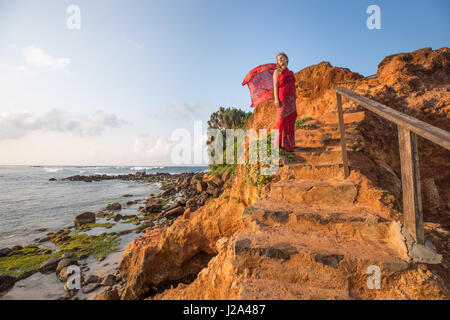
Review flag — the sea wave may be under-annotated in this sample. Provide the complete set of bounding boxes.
[131,166,162,171]
[92,172,118,176]
[43,168,63,173]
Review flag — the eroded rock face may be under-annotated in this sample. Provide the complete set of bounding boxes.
[152,233,448,300]
[118,194,248,299]
[349,47,450,215]
[95,287,120,300]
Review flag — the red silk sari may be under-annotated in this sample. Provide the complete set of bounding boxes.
[276,67,297,152]
[242,63,277,108]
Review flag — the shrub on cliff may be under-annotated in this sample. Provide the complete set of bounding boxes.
[207,106,252,131]
[207,106,252,174]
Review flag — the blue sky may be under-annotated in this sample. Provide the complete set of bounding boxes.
[0,0,448,165]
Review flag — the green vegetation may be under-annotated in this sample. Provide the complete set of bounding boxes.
[242,133,279,194]
[160,180,176,190]
[207,106,252,174]
[207,106,252,131]
[295,117,316,130]
[57,233,121,260]
[209,164,236,177]
[78,222,115,231]
[0,251,61,278]
[121,215,142,225]
[97,211,116,219]
[0,195,151,282]
[280,148,295,162]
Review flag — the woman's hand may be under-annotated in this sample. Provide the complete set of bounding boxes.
[274,99,280,108]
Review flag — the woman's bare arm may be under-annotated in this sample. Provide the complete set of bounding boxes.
[273,69,280,107]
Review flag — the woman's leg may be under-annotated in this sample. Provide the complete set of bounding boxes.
[277,114,295,152]
[276,116,285,150]
[285,111,297,152]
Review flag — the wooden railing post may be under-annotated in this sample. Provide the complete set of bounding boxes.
[334,87,450,246]
[336,92,350,178]
[398,126,424,244]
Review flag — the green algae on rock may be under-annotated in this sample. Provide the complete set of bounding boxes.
[57,233,121,260]
[0,251,62,278]
[77,222,116,232]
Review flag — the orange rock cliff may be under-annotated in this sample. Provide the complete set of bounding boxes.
[118,47,450,300]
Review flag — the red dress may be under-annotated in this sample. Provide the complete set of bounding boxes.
[276,67,297,152]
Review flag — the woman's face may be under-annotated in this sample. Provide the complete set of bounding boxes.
[277,55,288,67]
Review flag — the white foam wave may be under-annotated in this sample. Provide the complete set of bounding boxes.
[43,168,63,173]
[131,166,158,171]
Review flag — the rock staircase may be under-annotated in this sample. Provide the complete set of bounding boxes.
[235,111,411,299]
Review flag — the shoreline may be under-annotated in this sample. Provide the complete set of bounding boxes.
[0,169,227,300]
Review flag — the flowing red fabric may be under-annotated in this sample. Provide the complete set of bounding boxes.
[276,67,297,152]
[277,111,297,152]
[242,63,277,108]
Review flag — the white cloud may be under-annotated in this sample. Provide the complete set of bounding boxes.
[0,62,35,76]
[166,101,215,122]
[133,126,209,165]
[133,136,145,153]
[0,109,130,140]
[168,102,194,120]
[21,46,71,69]
[145,137,172,158]
[133,135,174,160]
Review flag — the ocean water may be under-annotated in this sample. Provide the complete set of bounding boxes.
[0,165,207,249]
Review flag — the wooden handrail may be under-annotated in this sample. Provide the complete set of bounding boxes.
[335,87,450,245]
[335,74,377,85]
[335,87,450,149]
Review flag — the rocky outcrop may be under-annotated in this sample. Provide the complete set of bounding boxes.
[106,203,122,211]
[347,47,450,216]
[118,47,450,300]
[95,287,120,300]
[118,165,259,299]
[0,274,16,292]
[74,212,96,228]
[118,193,248,299]
[39,257,62,273]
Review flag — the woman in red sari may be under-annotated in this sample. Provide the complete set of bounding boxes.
[273,52,297,152]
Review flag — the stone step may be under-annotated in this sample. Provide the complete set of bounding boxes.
[237,279,351,300]
[321,123,361,130]
[293,146,343,164]
[318,111,366,124]
[295,136,359,150]
[279,162,344,179]
[243,200,390,240]
[295,129,359,141]
[319,123,359,131]
[294,138,325,148]
[270,179,358,206]
[232,227,409,295]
